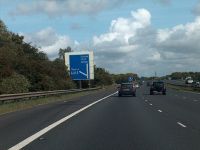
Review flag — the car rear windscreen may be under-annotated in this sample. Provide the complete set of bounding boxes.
[121,84,133,89]
[153,82,164,87]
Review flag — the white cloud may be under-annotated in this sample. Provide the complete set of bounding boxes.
[157,17,200,54]
[93,9,151,46]
[21,8,200,76]
[21,27,77,59]
[91,8,200,76]
[10,0,171,17]
[92,9,156,74]
[23,27,58,47]
[10,0,132,17]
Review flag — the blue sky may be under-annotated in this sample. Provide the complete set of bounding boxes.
[0,0,198,41]
[1,0,200,76]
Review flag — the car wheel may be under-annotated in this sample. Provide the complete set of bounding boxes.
[162,92,166,95]
[133,93,136,97]
[118,94,121,97]
[150,91,153,95]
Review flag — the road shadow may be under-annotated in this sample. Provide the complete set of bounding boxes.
[111,95,136,98]
[142,91,167,96]
[143,93,150,96]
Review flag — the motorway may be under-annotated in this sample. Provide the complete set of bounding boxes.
[1,85,200,150]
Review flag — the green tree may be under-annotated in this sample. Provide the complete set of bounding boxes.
[94,66,113,86]
[0,73,30,94]
[113,73,139,84]
[0,20,78,93]
[58,46,72,60]
[0,19,11,43]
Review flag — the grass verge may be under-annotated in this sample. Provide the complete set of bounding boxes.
[0,88,105,116]
[166,83,200,93]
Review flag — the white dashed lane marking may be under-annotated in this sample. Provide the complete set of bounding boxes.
[143,97,189,129]
[177,122,187,128]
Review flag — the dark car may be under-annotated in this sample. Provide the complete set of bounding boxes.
[118,83,136,97]
[192,81,200,88]
[150,81,166,95]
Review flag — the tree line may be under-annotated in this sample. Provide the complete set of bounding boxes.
[0,19,139,94]
[166,72,200,81]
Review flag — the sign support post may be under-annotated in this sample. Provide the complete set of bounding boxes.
[79,80,82,89]
[88,80,91,88]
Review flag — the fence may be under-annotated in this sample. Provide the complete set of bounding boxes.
[0,87,101,104]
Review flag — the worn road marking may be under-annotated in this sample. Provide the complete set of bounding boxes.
[8,92,117,150]
[177,122,187,128]
[158,110,162,113]
[149,103,153,106]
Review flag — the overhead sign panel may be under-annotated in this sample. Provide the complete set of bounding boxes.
[65,51,94,80]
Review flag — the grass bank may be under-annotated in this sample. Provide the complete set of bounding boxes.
[0,87,111,116]
[166,83,200,93]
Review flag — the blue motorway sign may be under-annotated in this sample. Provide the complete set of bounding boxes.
[69,54,90,80]
[128,77,133,82]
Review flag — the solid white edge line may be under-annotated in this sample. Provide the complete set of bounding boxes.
[177,122,187,128]
[8,91,117,150]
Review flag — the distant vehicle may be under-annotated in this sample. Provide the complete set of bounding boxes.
[192,81,200,88]
[150,81,166,95]
[118,83,136,97]
[135,84,139,88]
[186,79,193,84]
[185,77,193,84]
[134,83,140,88]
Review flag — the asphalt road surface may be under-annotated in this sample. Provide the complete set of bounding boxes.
[1,85,200,150]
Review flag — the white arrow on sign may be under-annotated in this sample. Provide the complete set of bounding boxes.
[79,63,89,79]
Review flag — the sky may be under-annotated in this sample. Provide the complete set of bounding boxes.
[1,0,200,77]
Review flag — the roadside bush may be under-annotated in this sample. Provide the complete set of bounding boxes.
[0,73,30,94]
[56,79,76,90]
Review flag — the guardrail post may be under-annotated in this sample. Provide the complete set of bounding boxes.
[0,87,101,104]
[0,100,4,105]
